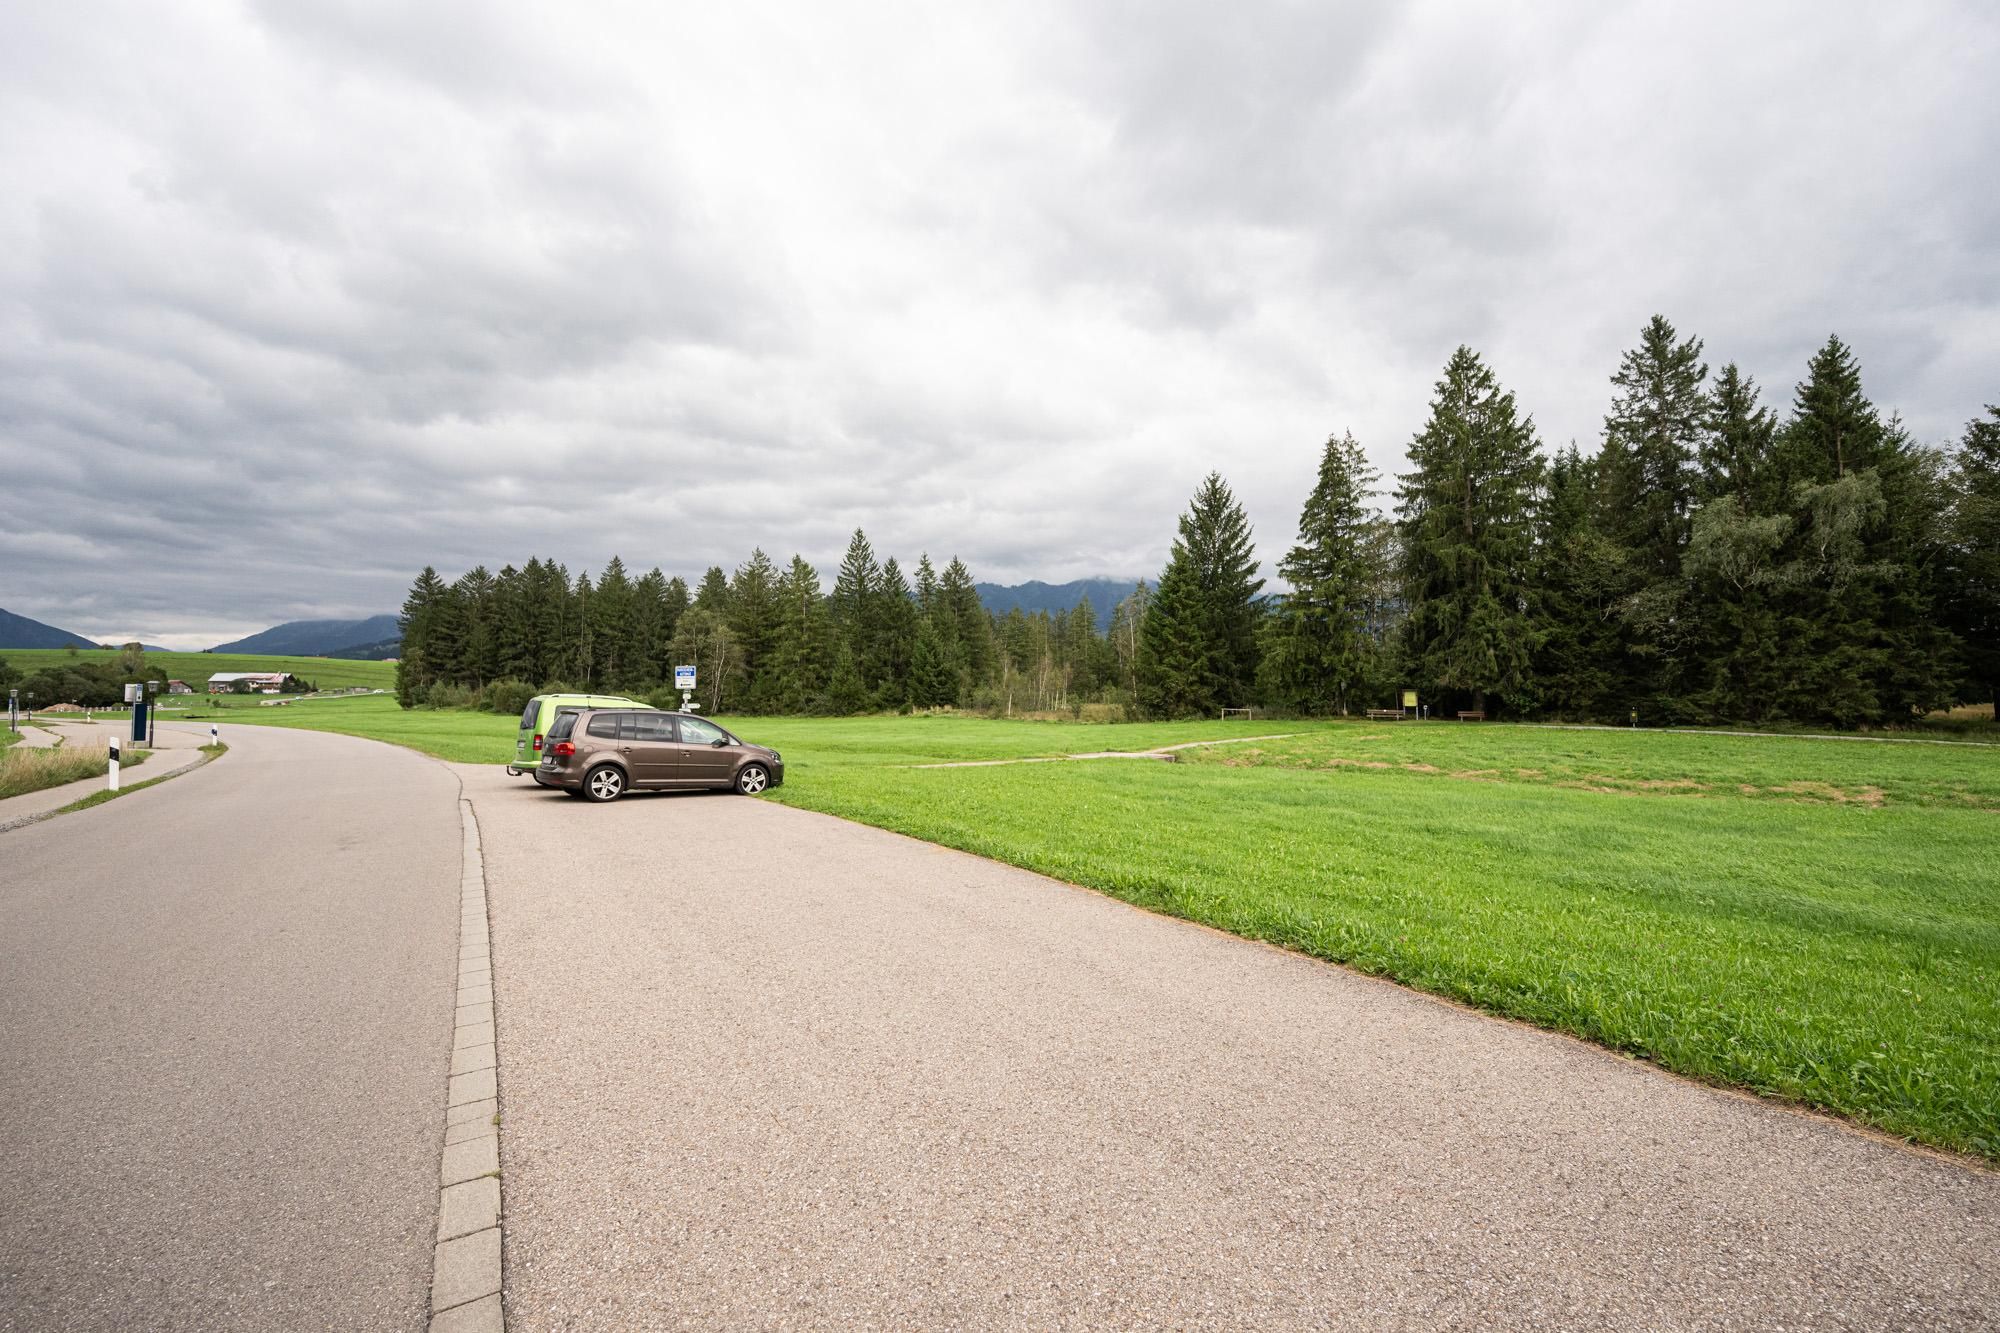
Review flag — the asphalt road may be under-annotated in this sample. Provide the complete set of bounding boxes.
[462,765,2000,1332]
[0,724,462,1331]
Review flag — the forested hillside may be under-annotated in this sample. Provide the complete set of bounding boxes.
[395,321,1996,725]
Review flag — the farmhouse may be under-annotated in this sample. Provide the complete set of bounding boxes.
[165,679,194,694]
[207,672,289,694]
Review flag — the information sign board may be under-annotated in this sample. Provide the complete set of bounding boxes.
[674,665,697,691]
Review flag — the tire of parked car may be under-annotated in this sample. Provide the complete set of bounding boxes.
[735,763,770,795]
[583,764,626,803]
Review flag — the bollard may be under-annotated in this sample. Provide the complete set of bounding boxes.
[210,724,219,746]
[108,735,121,792]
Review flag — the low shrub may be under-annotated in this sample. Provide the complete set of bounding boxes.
[479,678,536,717]
[424,682,477,710]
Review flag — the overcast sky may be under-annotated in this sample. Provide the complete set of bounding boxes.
[2,1,1995,649]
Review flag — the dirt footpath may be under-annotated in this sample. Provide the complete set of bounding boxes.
[461,765,1999,1332]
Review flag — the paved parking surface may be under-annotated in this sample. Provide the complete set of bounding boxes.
[460,765,2000,1332]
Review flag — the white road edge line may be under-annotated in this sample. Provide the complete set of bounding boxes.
[430,797,506,1333]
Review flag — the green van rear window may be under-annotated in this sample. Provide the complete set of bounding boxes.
[520,698,541,729]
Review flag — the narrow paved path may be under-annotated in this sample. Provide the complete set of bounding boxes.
[460,765,1999,1332]
[0,725,463,1331]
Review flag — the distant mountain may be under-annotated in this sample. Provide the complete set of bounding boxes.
[211,614,401,657]
[324,636,402,661]
[975,579,1140,632]
[0,607,100,649]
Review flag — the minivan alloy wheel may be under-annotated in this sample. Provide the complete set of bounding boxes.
[736,764,769,795]
[584,765,625,802]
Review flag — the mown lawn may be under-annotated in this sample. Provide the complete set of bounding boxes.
[189,700,1999,1157]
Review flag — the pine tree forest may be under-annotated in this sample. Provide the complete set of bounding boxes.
[398,322,1998,727]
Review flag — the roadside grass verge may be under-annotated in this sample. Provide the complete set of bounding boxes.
[55,744,227,814]
[0,744,148,799]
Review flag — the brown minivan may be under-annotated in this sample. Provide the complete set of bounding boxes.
[532,709,784,802]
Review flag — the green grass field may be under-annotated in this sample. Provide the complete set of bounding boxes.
[160,698,2000,1158]
[2,648,396,693]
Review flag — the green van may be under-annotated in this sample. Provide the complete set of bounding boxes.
[509,693,656,775]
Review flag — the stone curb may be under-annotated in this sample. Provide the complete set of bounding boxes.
[431,798,505,1332]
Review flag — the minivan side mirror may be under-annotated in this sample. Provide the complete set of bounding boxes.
[711,738,727,747]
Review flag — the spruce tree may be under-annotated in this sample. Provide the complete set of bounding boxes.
[1700,364,1779,508]
[830,529,882,689]
[1395,346,1544,715]
[395,566,450,707]
[693,566,731,613]
[453,566,496,688]
[1529,445,1624,718]
[1946,407,2000,717]
[727,550,780,707]
[1261,433,1381,714]
[590,556,636,688]
[1137,473,1264,717]
[938,557,989,696]
[1598,316,1706,578]
[907,618,956,708]
[630,568,670,688]
[770,555,830,713]
[877,557,918,706]
[1763,336,1958,724]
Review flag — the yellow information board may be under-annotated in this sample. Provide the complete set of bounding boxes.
[1401,690,1418,709]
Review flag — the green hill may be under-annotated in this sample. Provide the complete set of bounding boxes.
[2,648,396,694]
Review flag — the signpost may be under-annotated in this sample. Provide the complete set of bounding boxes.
[1401,689,1418,719]
[125,682,146,746]
[7,688,16,733]
[674,665,698,713]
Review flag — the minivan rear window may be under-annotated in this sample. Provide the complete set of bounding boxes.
[520,698,541,729]
[548,713,578,741]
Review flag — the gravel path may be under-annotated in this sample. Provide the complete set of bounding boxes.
[460,765,1999,1331]
[0,724,463,1331]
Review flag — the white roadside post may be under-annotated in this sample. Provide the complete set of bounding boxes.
[674,664,698,713]
[210,724,219,747]
[108,734,121,792]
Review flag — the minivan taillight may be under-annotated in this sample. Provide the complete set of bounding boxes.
[533,733,544,752]
[552,741,575,757]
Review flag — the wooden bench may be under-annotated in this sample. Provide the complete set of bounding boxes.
[1457,710,1486,721]
[1364,709,1406,721]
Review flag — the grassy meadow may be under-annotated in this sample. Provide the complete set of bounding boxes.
[162,697,1999,1158]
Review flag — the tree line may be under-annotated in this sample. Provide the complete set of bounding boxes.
[394,544,1135,717]
[397,319,1997,726]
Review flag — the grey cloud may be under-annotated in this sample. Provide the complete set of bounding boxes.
[0,1,1994,646]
